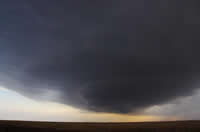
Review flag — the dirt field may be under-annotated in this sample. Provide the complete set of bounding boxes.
[0,120,200,132]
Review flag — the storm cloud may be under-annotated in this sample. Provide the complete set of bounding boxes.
[0,0,200,113]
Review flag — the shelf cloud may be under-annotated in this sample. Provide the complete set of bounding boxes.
[0,0,200,113]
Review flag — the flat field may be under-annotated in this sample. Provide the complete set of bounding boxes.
[0,120,200,132]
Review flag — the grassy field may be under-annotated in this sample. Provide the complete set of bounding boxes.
[0,120,200,132]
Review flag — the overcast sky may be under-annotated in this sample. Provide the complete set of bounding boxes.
[1,0,200,122]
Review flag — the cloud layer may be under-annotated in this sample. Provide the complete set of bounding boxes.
[1,0,200,113]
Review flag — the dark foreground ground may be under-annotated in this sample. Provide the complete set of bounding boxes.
[0,120,200,132]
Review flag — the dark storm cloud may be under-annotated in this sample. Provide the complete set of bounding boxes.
[0,0,200,113]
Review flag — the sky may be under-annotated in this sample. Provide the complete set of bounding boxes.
[0,0,200,122]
